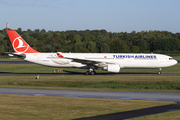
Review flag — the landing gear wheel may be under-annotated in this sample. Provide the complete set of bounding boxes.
[85,71,90,75]
[158,68,162,75]
[90,71,96,75]
[85,71,96,75]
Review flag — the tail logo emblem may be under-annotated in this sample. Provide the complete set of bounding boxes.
[13,37,29,53]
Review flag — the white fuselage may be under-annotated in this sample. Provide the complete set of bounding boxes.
[23,53,177,70]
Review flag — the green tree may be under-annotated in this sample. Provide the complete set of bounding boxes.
[100,43,110,53]
[74,34,82,42]
[110,40,123,53]
[131,45,139,53]
[0,44,4,53]
[40,29,46,34]
[16,28,22,35]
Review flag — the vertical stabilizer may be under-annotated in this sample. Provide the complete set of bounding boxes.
[7,30,40,53]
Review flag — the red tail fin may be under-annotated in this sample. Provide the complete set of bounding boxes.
[7,30,40,53]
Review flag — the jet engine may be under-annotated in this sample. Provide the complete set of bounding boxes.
[103,64,120,73]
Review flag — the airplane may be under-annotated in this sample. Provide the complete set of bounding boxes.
[6,30,177,75]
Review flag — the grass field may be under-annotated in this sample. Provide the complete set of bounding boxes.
[0,94,176,120]
[0,59,179,119]
[0,58,23,61]
[0,76,180,93]
[172,56,180,61]
[0,62,180,92]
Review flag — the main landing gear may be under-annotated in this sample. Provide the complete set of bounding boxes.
[158,68,162,75]
[85,68,96,75]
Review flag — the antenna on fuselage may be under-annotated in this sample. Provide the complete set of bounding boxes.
[6,21,9,30]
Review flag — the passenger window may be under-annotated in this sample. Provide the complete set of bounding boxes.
[169,58,173,60]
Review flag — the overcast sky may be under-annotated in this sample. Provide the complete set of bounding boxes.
[0,0,180,33]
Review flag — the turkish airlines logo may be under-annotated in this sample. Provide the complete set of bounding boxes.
[13,37,29,53]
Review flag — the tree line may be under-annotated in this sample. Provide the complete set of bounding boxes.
[0,28,180,55]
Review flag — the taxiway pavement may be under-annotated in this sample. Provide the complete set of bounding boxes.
[0,88,180,101]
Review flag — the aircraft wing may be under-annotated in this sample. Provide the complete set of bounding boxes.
[65,57,102,65]
[56,53,112,66]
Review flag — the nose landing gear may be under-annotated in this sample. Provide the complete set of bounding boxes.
[158,68,162,75]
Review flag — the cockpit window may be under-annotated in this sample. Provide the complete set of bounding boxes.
[169,58,173,60]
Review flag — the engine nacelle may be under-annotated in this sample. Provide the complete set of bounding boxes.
[103,64,120,73]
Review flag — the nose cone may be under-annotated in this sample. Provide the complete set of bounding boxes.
[173,60,178,65]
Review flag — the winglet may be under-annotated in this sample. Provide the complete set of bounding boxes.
[7,30,40,53]
[57,53,64,58]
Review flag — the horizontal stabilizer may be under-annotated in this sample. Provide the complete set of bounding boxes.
[6,52,26,59]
